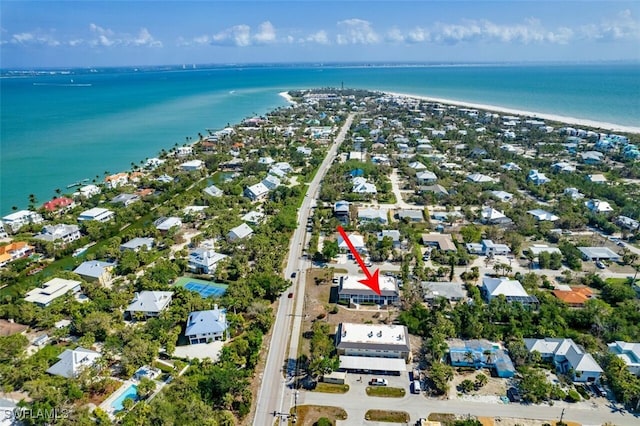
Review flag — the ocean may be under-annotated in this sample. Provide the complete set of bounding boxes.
[1,63,639,214]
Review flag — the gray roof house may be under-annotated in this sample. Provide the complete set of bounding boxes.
[244,182,270,201]
[185,305,228,344]
[73,260,115,285]
[228,223,254,241]
[110,193,140,206]
[396,209,424,222]
[416,170,437,185]
[120,237,155,252]
[34,224,81,244]
[421,281,466,303]
[203,185,223,197]
[608,341,640,376]
[46,348,101,378]
[378,230,401,246]
[262,174,281,190]
[525,338,603,383]
[126,291,173,319]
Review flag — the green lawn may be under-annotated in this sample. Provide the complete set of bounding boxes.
[364,409,410,422]
[365,386,406,398]
[313,382,349,394]
[605,277,637,285]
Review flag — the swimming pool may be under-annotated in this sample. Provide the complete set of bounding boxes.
[111,384,138,412]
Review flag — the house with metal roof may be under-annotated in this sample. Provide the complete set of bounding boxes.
[188,248,228,274]
[46,348,101,379]
[73,260,115,285]
[185,305,228,344]
[527,209,559,222]
[244,182,270,201]
[578,247,620,261]
[24,278,82,307]
[203,184,223,197]
[466,240,511,256]
[227,223,254,241]
[120,237,155,252]
[396,209,424,222]
[125,291,173,319]
[482,277,539,306]
[34,224,82,244]
[357,207,388,224]
[421,281,466,303]
[524,338,603,382]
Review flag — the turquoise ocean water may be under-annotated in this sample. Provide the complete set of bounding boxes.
[1,63,639,214]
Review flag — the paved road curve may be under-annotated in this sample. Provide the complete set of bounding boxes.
[253,113,355,426]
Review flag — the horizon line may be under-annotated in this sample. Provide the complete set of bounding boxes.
[2,59,639,72]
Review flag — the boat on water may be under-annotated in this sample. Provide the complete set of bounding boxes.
[66,178,90,188]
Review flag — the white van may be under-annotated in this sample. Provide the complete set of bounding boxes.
[412,380,421,394]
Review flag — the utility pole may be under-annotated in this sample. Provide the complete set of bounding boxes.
[559,408,565,425]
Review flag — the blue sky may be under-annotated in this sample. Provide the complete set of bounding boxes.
[2,1,639,67]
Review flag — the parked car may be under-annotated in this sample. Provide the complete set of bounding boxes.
[592,384,607,397]
[617,241,625,247]
[287,292,293,299]
[507,387,521,402]
[291,272,297,278]
[412,369,421,381]
[412,380,422,394]
[369,378,388,386]
[596,261,606,269]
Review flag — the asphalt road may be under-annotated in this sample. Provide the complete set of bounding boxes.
[300,384,639,426]
[253,113,355,426]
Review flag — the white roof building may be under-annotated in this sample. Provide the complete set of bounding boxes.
[352,177,377,194]
[585,199,614,213]
[608,341,640,376]
[262,175,281,190]
[2,210,44,232]
[527,209,559,222]
[525,338,603,382]
[244,182,270,201]
[180,160,204,171]
[335,322,410,362]
[337,233,366,252]
[34,224,81,244]
[203,185,223,197]
[46,348,101,378]
[490,190,514,202]
[78,207,114,223]
[155,217,182,232]
[564,187,584,200]
[241,211,265,224]
[188,248,228,274]
[25,278,82,307]
[228,223,254,241]
[126,291,173,318]
[466,173,495,184]
[185,306,228,344]
[482,277,538,306]
[586,174,608,184]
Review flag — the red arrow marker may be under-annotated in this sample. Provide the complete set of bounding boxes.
[337,226,381,295]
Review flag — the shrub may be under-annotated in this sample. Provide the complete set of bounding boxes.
[565,389,581,402]
[315,418,333,426]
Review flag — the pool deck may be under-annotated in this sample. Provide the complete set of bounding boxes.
[98,379,131,418]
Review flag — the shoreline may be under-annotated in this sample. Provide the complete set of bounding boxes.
[278,91,296,105]
[384,91,640,134]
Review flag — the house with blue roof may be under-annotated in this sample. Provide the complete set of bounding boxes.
[185,305,228,344]
[447,339,515,378]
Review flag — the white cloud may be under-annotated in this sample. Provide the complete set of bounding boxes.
[581,9,640,41]
[253,21,276,44]
[406,28,430,43]
[10,31,60,46]
[336,18,379,45]
[130,28,163,47]
[385,28,404,43]
[305,30,330,45]
[87,23,161,48]
[211,24,251,46]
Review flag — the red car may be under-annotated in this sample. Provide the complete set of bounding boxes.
[288,292,293,298]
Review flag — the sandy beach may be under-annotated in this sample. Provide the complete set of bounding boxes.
[385,91,640,134]
[279,91,297,105]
